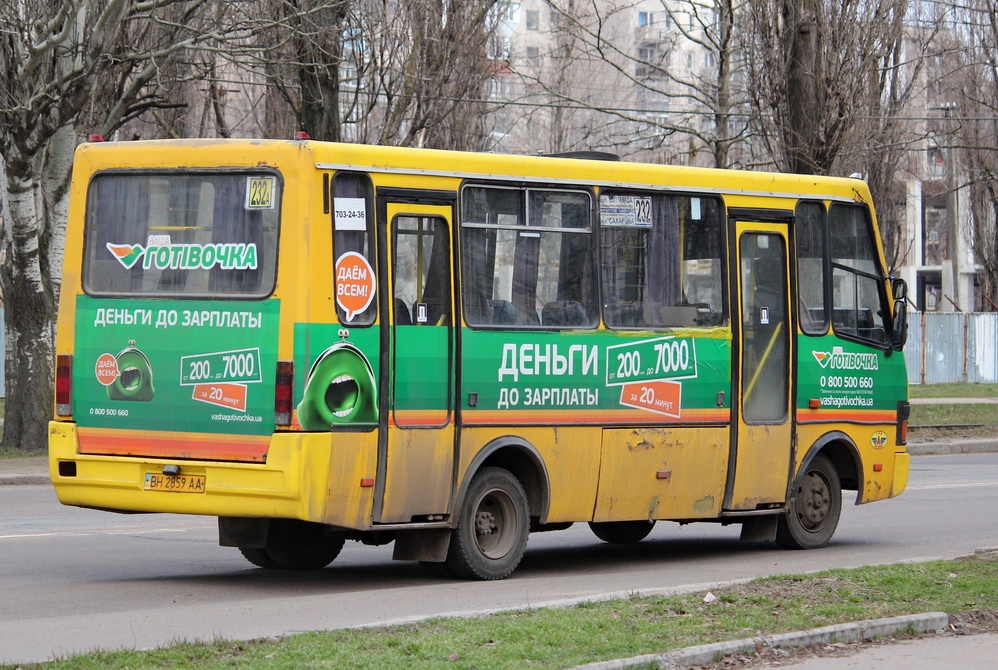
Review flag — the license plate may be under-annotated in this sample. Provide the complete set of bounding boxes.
[144,472,206,493]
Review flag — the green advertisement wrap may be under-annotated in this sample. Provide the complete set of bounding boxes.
[75,295,280,435]
[460,329,732,420]
[796,335,908,412]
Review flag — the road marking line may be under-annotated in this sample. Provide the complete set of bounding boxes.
[908,482,998,490]
[0,525,213,540]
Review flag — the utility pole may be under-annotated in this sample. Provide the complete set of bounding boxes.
[941,102,960,311]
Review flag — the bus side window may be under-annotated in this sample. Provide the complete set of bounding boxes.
[795,201,828,334]
[600,193,725,329]
[461,186,597,329]
[332,172,376,325]
[829,204,888,344]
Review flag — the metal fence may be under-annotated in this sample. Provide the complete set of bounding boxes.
[907,312,998,385]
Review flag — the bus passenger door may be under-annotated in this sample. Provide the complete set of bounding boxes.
[727,222,793,510]
[377,202,456,523]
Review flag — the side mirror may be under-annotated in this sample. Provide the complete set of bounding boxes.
[891,299,908,351]
[891,276,907,302]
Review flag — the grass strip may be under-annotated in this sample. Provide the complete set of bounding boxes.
[910,402,998,427]
[7,553,996,670]
[907,383,998,438]
[908,383,998,399]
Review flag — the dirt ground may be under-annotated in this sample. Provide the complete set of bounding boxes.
[694,609,998,669]
[682,552,998,669]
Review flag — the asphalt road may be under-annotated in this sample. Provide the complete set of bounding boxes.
[1,452,996,665]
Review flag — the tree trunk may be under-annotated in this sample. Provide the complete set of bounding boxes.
[783,0,822,175]
[1,166,55,452]
[713,0,735,169]
[0,124,72,452]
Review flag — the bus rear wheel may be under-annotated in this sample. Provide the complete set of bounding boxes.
[776,454,841,549]
[446,467,529,580]
[589,520,656,543]
[238,547,279,569]
[241,519,345,570]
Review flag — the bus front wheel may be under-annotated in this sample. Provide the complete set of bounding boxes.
[589,520,656,543]
[446,467,529,580]
[776,454,841,549]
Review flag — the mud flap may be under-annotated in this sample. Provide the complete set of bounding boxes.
[392,528,452,562]
[218,517,270,548]
[739,515,778,542]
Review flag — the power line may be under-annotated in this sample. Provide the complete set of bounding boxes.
[206,75,998,124]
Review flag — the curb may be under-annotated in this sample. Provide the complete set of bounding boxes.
[571,612,950,670]
[907,438,998,456]
[0,474,50,486]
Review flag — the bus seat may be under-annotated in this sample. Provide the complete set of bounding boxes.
[655,305,698,326]
[604,302,645,327]
[542,300,587,327]
[394,297,412,325]
[487,299,517,325]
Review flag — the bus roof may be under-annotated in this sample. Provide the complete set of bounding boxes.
[74,138,872,205]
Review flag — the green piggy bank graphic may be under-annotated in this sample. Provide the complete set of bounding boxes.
[297,340,378,430]
[106,346,155,402]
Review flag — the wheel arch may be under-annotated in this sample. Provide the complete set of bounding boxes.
[795,430,862,504]
[455,435,551,524]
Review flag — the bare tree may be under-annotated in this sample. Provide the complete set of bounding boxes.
[746,0,914,175]
[745,0,935,264]
[0,0,222,452]
[222,0,501,149]
[498,1,752,167]
[226,0,352,141]
[953,0,998,309]
[364,0,502,150]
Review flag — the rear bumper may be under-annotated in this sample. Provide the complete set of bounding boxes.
[48,421,375,529]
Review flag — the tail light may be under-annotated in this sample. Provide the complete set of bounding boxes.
[56,355,73,416]
[275,360,293,426]
[896,400,910,446]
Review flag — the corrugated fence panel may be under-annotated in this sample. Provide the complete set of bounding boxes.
[910,312,998,385]
[923,313,967,384]
[907,315,924,385]
[969,313,998,383]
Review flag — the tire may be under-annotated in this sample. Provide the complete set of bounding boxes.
[238,546,279,569]
[589,520,656,544]
[446,467,529,580]
[776,453,842,549]
[263,519,346,570]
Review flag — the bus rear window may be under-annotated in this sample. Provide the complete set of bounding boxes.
[82,172,280,298]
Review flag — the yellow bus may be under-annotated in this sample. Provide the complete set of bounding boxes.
[49,138,910,579]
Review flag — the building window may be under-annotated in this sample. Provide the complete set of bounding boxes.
[926,146,945,179]
[526,9,539,30]
[525,45,540,67]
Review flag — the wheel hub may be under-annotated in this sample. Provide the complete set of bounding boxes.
[476,510,497,536]
[799,472,830,530]
[472,489,517,559]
